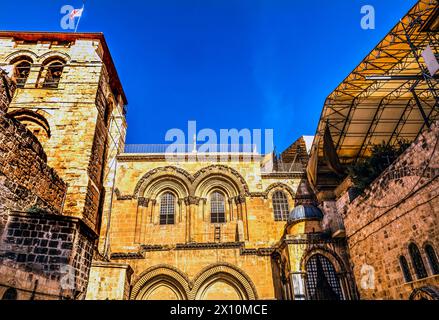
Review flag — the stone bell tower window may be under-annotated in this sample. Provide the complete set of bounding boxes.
[42,59,65,88]
[14,59,32,88]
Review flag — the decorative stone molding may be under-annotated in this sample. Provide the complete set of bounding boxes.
[133,166,194,198]
[191,263,258,300]
[234,195,247,205]
[138,197,149,208]
[124,165,252,200]
[184,196,201,206]
[130,265,191,300]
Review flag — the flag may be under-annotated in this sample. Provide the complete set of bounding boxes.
[306,140,319,190]
[422,45,439,76]
[323,124,345,176]
[70,8,84,20]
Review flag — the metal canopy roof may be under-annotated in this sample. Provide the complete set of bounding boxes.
[310,0,438,165]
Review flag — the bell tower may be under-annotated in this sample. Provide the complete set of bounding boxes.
[0,31,127,298]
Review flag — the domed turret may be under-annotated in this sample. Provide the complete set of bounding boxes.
[288,205,324,224]
[286,205,324,236]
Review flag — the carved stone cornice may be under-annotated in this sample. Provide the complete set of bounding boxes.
[234,195,246,205]
[184,196,201,206]
[138,197,150,208]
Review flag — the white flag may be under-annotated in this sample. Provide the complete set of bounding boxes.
[70,8,84,20]
[422,45,439,76]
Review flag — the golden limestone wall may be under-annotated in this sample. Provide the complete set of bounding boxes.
[338,122,439,300]
[0,36,125,234]
[0,34,127,300]
[87,157,305,300]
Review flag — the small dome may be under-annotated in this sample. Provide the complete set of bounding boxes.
[288,205,323,224]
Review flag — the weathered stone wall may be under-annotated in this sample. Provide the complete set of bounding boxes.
[0,70,15,112]
[0,212,95,299]
[338,121,439,299]
[0,36,126,235]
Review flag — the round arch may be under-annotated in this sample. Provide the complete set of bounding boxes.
[192,263,258,300]
[133,167,193,199]
[130,265,191,300]
[265,183,296,199]
[300,247,347,274]
[5,50,38,64]
[193,165,249,197]
[38,51,71,64]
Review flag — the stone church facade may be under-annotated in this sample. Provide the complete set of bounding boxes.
[0,31,358,300]
[0,2,438,300]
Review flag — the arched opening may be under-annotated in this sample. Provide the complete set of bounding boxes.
[408,243,428,279]
[7,109,51,145]
[141,278,186,300]
[2,288,18,300]
[399,255,413,283]
[196,275,246,300]
[272,190,289,221]
[11,56,33,88]
[40,58,65,88]
[305,254,344,300]
[159,192,176,225]
[425,244,439,275]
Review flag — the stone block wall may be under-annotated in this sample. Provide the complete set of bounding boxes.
[0,70,15,113]
[338,121,439,299]
[0,212,95,299]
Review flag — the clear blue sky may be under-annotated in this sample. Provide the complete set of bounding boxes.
[0,0,417,152]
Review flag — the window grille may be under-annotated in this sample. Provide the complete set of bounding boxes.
[160,192,175,225]
[211,192,226,224]
[306,255,343,300]
[272,191,289,221]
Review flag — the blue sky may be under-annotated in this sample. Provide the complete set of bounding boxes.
[0,0,417,152]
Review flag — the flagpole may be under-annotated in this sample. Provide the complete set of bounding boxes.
[74,3,85,33]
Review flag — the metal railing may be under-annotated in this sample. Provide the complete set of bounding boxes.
[124,144,258,154]
[261,162,305,173]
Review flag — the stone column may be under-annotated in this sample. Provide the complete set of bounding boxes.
[290,272,307,300]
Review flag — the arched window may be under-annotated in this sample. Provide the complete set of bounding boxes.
[2,288,17,300]
[409,243,428,279]
[42,59,65,88]
[14,60,32,88]
[272,191,289,221]
[399,256,413,283]
[305,254,343,300]
[425,244,439,275]
[159,192,175,225]
[210,192,226,224]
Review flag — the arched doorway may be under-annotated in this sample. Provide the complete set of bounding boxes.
[192,264,258,300]
[195,274,247,300]
[305,254,344,300]
[130,266,191,300]
[140,278,187,300]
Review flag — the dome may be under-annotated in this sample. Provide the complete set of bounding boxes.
[288,205,324,224]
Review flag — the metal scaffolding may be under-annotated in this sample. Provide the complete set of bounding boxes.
[310,0,438,166]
